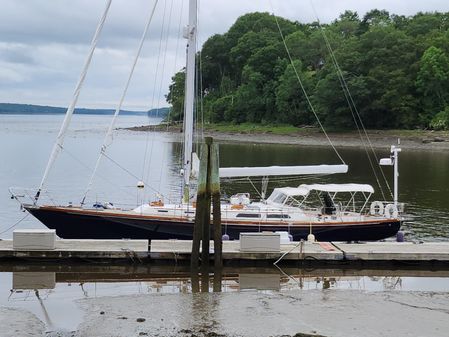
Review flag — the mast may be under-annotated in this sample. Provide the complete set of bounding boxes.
[182,0,197,201]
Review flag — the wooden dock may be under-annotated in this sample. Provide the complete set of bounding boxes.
[1,238,449,265]
[0,239,148,260]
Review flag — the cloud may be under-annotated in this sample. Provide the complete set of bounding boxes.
[1,0,449,109]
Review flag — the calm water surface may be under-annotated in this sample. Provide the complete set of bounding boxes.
[1,114,449,332]
[1,266,449,331]
[1,114,448,241]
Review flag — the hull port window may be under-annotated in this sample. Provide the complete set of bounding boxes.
[267,214,291,219]
[236,213,261,218]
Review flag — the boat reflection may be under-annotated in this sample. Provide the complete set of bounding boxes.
[4,264,449,294]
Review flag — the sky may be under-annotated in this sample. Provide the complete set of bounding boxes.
[1,0,449,111]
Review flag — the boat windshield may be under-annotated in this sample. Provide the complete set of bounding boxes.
[267,191,288,205]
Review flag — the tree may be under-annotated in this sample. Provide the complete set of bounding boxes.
[165,10,449,130]
[275,60,314,125]
[165,70,185,122]
[416,46,449,124]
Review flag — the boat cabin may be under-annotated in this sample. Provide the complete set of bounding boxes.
[266,183,374,215]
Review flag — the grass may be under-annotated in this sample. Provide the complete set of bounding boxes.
[205,124,449,139]
[204,123,310,135]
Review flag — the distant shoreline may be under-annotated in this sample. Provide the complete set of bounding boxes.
[124,124,449,151]
[0,103,169,117]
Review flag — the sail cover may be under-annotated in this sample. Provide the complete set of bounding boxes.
[299,183,374,194]
[219,164,348,178]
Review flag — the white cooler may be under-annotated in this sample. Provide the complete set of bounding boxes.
[13,229,56,250]
[239,232,280,252]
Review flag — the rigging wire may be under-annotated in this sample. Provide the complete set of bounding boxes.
[34,0,112,203]
[157,0,185,201]
[166,0,185,130]
[269,1,346,166]
[154,0,175,195]
[102,152,172,202]
[81,0,160,205]
[172,0,186,199]
[0,213,29,235]
[197,0,205,145]
[141,0,169,198]
[309,1,393,199]
[60,147,140,201]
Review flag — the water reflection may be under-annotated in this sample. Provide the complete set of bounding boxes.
[13,272,56,290]
[4,264,449,294]
[3,264,449,331]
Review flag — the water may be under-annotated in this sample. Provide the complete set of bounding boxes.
[1,114,449,333]
[1,114,449,240]
[1,266,449,332]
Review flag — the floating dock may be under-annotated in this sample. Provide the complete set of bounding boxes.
[1,238,449,265]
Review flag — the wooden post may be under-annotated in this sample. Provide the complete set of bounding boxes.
[191,271,200,293]
[210,142,222,269]
[191,142,209,270]
[201,137,213,265]
[191,137,221,271]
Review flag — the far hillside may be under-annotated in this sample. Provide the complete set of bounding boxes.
[0,103,169,118]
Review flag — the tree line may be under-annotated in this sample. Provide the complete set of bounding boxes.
[166,10,449,130]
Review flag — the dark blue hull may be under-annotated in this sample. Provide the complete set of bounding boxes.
[25,206,401,242]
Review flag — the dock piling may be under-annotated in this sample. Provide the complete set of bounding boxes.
[191,137,222,271]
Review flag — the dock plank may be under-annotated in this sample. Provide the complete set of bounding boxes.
[0,239,148,259]
[1,238,449,263]
[149,240,344,261]
[334,242,449,261]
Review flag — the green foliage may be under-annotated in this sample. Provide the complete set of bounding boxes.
[430,106,449,130]
[165,71,185,122]
[166,11,449,130]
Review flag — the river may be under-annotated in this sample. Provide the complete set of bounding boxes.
[1,114,449,241]
[1,114,449,336]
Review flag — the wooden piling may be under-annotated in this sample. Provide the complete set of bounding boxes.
[201,137,213,265]
[210,141,222,269]
[191,137,222,270]
[191,142,209,270]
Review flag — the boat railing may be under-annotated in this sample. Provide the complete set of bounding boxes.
[361,200,406,216]
[9,186,153,211]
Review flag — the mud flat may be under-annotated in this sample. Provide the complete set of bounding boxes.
[125,125,449,151]
[3,290,449,337]
[0,307,45,337]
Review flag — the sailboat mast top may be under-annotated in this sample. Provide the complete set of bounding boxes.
[182,0,197,188]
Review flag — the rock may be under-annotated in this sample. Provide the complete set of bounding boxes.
[433,137,446,142]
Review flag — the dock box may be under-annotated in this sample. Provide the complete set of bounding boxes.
[13,229,56,250]
[239,232,280,252]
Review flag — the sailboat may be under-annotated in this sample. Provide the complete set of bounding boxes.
[14,0,402,242]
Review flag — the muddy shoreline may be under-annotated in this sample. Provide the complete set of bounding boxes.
[124,125,449,151]
[3,289,449,337]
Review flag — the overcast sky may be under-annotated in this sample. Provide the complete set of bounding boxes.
[1,0,449,110]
